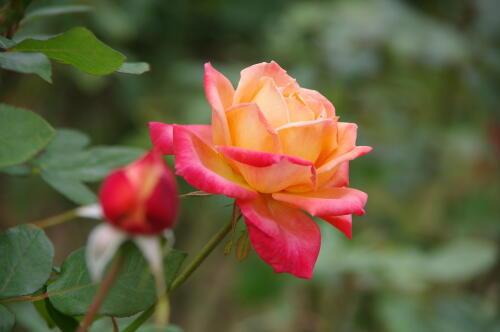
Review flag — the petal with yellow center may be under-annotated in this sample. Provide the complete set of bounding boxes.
[273,187,368,217]
[299,88,336,119]
[173,125,256,200]
[285,94,315,122]
[276,119,334,163]
[234,61,299,103]
[218,146,315,193]
[226,103,281,153]
[251,77,290,128]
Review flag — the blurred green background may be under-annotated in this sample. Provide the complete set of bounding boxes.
[1,0,499,331]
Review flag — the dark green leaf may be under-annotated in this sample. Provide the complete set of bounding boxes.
[44,298,79,332]
[33,297,56,329]
[37,146,144,182]
[0,304,15,332]
[0,104,55,168]
[48,245,186,317]
[21,5,93,25]
[0,52,52,82]
[118,62,150,75]
[12,27,126,75]
[41,171,97,204]
[0,36,16,49]
[0,225,54,298]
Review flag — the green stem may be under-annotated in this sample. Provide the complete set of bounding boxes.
[30,209,78,229]
[0,293,48,303]
[122,204,239,332]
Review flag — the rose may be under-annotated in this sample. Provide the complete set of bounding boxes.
[99,151,179,234]
[150,62,371,278]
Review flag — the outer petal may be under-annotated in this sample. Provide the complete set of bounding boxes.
[317,122,372,187]
[204,63,233,145]
[321,214,352,239]
[234,61,299,103]
[299,88,335,119]
[273,187,368,217]
[218,146,315,193]
[204,62,234,111]
[99,169,137,223]
[238,195,321,279]
[277,119,334,163]
[173,125,256,200]
[226,103,281,153]
[149,122,174,155]
[149,123,211,156]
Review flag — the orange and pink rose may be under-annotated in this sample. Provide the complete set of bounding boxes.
[150,62,372,278]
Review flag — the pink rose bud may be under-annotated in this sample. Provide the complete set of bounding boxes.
[99,151,178,234]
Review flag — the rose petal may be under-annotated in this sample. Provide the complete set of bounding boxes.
[218,146,316,193]
[277,119,334,163]
[285,94,315,122]
[251,77,290,128]
[149,123,211,155]
[299,88,335,119]
[238,195,321,279]
[273,187,368,217]
[204,62,234,111]
[204,63,233,145]
[173,125,256,200]
[149,122,174,155]
[316,122,372,187]
[234,61,299,103]
[321,214,352,239]
[226,103,281,153]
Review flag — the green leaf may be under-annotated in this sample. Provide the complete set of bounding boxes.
[41,171,97,204]
[43,128,90,154]
[0,304,15,332]
[0,36,16,49]
[21,5,93,25]
[424,239,497,283]
[44,298,79,332]
[12,27,126,75]
[48,245,186,317]
[118,62,151,75]
[0,52,52,82]
[37,146,144,182]
[0,225,54,298]
[0,104,55,168]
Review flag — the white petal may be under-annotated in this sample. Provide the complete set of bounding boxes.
[133,236,167,297]
[77,204,103,219]
[86,223,127,281]
[163,229,175,248]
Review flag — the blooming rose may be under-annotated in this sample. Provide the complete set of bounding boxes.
[150,62,371,278]
[99,151,178,234]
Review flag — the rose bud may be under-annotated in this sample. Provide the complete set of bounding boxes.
[99,150,178,234]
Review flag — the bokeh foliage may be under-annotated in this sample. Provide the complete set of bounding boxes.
[0,0,499,331]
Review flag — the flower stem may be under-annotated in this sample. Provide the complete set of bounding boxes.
[0,293,48,304]
[30,209,78,229]
[122,204,239,332]
[77,252,125,332]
